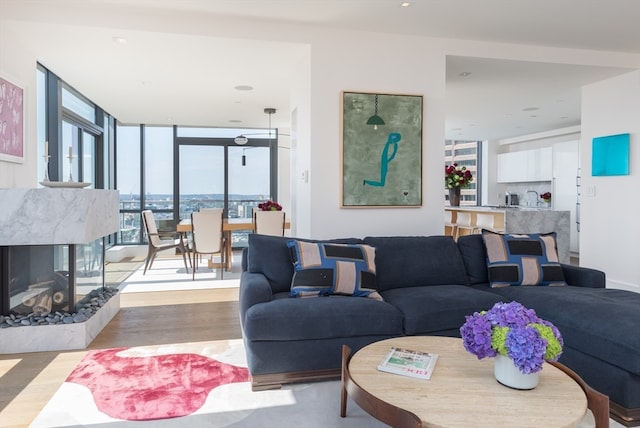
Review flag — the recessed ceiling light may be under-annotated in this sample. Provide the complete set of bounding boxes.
[401,1,411,7]
[529,115,538,118]
[112,36,127,44]
[560,116,569,119]
[234,85,254,91]
[229,119,242,123]
[522,107,539,111]
[458,71,472,78]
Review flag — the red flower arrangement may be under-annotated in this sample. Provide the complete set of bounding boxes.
[445,163,473,189]
[258,200,282,211]
[540,192,552,202]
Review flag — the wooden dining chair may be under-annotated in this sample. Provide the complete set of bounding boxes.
[141,210,190,274]
[190,209,226,280]
[253,210,286,236]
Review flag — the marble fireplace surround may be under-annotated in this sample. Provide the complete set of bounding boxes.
[0,188,119,245]
[0,188,120,353]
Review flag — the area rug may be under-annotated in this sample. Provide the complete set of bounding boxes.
[30,340,386,428]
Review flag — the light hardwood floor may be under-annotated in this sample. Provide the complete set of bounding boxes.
[0,256,243,428]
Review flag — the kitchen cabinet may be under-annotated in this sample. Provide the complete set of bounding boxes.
[497,147,552,182]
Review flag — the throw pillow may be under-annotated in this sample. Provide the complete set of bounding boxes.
[287,240,381,300]
[481,230,567,288]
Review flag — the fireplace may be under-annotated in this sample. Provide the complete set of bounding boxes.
[0,188,120,353]
[0,241,104,318]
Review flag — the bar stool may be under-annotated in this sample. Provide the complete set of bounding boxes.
[454,212,475,240]
[444,210,457,237]
[474,213,504,234]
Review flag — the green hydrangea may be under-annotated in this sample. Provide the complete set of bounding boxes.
[491,326,510,356]
[531,324,563,360]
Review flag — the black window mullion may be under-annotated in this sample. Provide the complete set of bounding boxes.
[173,125,180,224]
[139,124,145,244]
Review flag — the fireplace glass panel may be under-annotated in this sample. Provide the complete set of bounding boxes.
[1,239,104,317]
[75,240,104,303]
[4,245,71,316]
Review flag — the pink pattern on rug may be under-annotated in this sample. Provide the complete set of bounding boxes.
[66,347,249,421]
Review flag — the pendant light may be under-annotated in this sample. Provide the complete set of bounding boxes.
[366,94,385,130]
[264,107,276,142]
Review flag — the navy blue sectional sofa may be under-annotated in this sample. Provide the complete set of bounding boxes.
[239,233,640,425]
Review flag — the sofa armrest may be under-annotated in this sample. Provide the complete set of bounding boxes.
[239,271,274,328]
[561,264,606,288]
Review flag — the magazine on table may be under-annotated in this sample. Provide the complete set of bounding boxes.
[377,347,438,380]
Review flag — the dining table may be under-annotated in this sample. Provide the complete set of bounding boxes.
[177,217,290,270]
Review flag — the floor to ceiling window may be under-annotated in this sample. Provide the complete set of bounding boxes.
[116,125,278,248]
[36,64,116,291]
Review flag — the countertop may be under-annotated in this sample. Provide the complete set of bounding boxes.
[445,205,554,212]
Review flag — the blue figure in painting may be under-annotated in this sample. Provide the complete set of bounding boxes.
[364,132,402,187]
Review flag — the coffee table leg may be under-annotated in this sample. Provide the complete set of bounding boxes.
[340,345,351,417]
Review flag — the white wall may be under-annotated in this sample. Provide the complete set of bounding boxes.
[298,31,446,239]
[580,70,640,292]
[289,50,312,238]
[0,24,37,188]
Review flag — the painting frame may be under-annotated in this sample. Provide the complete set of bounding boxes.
[0,75,25,163]
[341,91,423,208]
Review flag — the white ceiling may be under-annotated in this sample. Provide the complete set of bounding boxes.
[1,0,638,141]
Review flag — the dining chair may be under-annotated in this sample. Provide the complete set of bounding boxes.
[141,210,190,275]
[190,208,226,280]
[253,210,286,236]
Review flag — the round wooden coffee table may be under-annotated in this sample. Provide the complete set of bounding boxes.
[341,336,588,427]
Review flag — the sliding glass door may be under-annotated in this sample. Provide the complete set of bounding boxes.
[178,144,225,218]
[178,138,274,248]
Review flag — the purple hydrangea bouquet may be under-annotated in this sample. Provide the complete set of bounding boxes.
[460,301,563,374]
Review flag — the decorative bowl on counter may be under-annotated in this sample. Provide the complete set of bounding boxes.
[40,181,91,188]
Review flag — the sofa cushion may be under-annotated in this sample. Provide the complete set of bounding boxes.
[457,234,489,285]
[488,285,640,376]
[482,230,567,287]
[381,285,503,335]
[287,240,380,299]
[363,236,469,292]
[243,292,404,341]
[247,234,363,294]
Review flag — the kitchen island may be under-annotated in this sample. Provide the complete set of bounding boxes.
[445,206,571,263]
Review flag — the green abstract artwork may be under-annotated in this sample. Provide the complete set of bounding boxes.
[342,92,422,207]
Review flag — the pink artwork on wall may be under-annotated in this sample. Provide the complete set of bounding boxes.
[0,76,24,162]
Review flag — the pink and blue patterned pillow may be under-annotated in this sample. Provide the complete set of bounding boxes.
[287,240,381,300]
[481,230,567,288]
